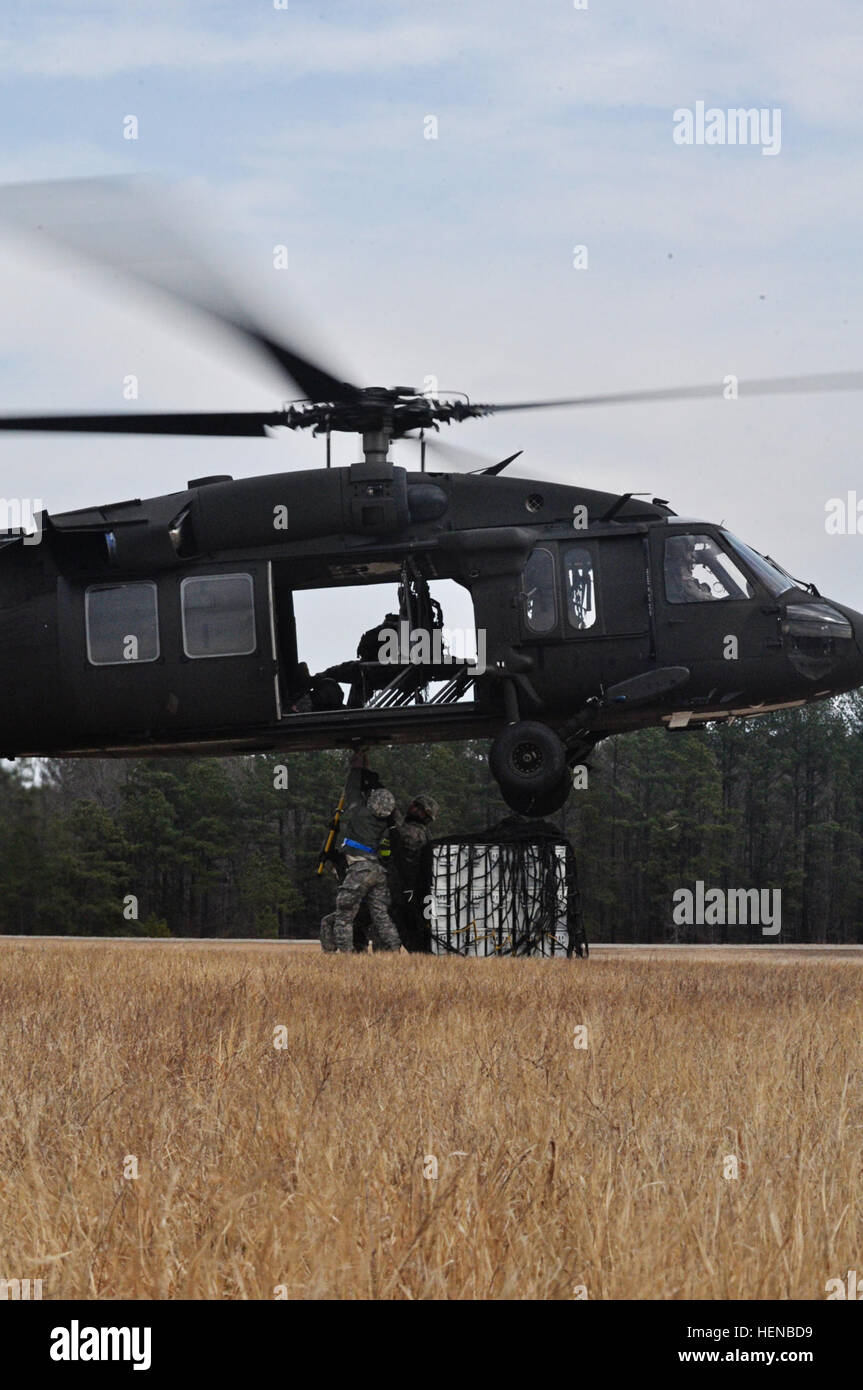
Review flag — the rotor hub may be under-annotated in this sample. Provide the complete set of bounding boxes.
[281,386,485,442]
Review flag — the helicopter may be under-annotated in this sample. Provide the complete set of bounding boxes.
[0,178,862,816]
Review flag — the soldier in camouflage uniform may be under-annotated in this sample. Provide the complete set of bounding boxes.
[319,911,337,952]
[321,755,401,953]
[387,793,440,951]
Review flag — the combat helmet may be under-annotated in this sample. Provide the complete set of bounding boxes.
[410,792,440,821]
[367,787,396,817]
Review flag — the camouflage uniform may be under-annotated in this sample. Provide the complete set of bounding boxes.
[331,858,400,952]
[388,793,440,951]
[322,768,401,953]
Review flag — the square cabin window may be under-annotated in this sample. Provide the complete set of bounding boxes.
[181,573,256,658]
[86,582,160,666]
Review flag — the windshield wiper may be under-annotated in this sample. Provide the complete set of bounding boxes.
[764,555,819,596]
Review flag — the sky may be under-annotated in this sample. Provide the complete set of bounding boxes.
[0,0,860,669]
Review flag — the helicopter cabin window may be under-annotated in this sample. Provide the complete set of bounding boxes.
[564,546,597,630]
[85,582,160,666]
[523,547,557,633]
[181,573,256,659]
[664,534,754,605]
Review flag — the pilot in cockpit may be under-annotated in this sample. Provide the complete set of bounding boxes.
[666,537,714,603]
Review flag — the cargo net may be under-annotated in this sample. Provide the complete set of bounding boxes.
[421,817,588,957]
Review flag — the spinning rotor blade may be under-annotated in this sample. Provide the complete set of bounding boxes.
[478,371,863,416]
[0,177,360,404]
[0,411,286,436]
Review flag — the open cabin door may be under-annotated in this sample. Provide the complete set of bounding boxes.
[58,560,280,743]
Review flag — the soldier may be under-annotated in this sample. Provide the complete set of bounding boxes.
[387,792,440,951]
[666,537,714,603]
[324,752,401,953]
[319,911,337,952]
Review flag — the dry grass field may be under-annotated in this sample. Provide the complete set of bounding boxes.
[1,939,862,1300]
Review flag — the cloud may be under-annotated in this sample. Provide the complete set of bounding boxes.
[0,13,461,80]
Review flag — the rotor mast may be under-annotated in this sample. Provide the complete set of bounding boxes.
[356,387,403,471]
[361,426,391,470]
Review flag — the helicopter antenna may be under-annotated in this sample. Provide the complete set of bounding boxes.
[472,450,523,476]
[600,491,651,522]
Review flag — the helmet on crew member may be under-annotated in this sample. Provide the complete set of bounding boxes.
[367,787,396,817]
[409,793,439,822]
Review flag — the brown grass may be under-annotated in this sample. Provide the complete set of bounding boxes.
[1,940,862,1300]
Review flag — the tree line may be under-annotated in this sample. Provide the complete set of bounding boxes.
[0,693,860,942]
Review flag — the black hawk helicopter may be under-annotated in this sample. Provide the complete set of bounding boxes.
[1,179,862,816]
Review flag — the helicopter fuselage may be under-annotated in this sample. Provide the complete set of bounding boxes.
[2,465,861,804]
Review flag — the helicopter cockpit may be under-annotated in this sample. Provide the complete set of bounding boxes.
[720,533,797,596]
[713,532,857,681]
[656,526,861,695]
[664,534,754,604]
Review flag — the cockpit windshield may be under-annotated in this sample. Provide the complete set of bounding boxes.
[721,532,797,598]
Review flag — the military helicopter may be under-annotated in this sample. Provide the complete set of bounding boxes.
[1,179,862,815]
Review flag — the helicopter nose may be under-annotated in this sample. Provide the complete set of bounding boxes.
[790,598,863,694]
[845,606,863,685]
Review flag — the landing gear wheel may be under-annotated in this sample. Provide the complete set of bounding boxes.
[496,773,571,817]
[490,721,567,814]
[525,772,571,816]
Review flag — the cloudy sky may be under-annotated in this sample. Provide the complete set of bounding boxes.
[0,0,860,664]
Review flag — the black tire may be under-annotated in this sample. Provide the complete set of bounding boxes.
[527,773,571,816]
[490,721,567,806]
[498,772,571,817]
